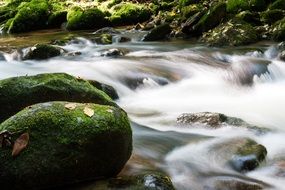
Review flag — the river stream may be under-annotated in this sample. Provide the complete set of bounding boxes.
[0,30,284,190]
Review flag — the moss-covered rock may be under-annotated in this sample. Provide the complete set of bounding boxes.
[109,3,151,26]
[66,6,108,30]
[210,138,267,172]
[183,2,226,36]
[0,73,116,122]
[142,23,171,41]
[201,19,259,46]
[23,44,61,60]
[271,18,285,41]
[268,0,285,10]
[92,33,113,45]
[0,101,132,189]
[47,11,67,28]
[181,4,203,19]
[260,9,285,24]
[88,80,119,100]
[6,0,49,33]
[227,0,267,13]
[235,11,261,25]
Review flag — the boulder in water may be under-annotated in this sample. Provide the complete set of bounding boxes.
[88,80,119,100]
[142,23,172,41]
[0,73,116,123]
[23,44,62,60]
[279,51,285,61]
[177,112,267,133]
[0,101,132,189]
[100,48,128,57]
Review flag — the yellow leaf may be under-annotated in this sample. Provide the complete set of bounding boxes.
[65,103,77,110]
[84,107,94,117]
[12,133,29,157]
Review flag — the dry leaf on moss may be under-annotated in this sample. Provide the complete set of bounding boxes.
[84,107,94,117]
[65,103,77,110]
[12,133,29,157]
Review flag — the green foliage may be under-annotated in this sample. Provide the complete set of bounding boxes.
[179,0,200,7]
[260,9,285,24]
[47,11,67,28]
[272,18,285,41]
[7,0,49,33]
[181,4,203,19]
[110,3,151,26]
[227,0,266,13]
[66,6,107,30]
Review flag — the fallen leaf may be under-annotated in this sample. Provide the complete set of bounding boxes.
[65,103,77,110]
[84,107,94,117]
[12,133,29,157]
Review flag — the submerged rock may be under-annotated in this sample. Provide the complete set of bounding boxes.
[210,138,267,172]
[100,48,128,57]
[0,101,132,189]
[142,23,172,41]
[23,44,62,60]
[201,19,259,46]
[177,112,267,133]
[0,73,116,122]
[279,51,285,61]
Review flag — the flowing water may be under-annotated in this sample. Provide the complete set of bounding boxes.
[0,30,285,190]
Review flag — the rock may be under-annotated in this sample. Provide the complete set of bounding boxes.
[47,11,67,28]
[210,138,267,172]
[65,51,82,57]
[142,23,171,41]
[201,19,259,46]
[118,36,131,43]
[110,3,151,26]
[0,101,132,189]
[6,0,49,33]
[235,11,261,25]
[271,18,285,41]
[0,52,5,61]
[93,27,121,35]
[88,80,119,100]
[92,33,113,45]
[120,75,169,89]
[177,112,266,132]
[181,10,206,35]
[23,44,61,60]
[279,51,285,61]
[100,48,127,57]
[181,4,203,19]
[0,73,116,122]
[268,0,285,10]
[66,7,108,30]
[226,0,267,13]
[182,3,227,36]
[260,9,285,24]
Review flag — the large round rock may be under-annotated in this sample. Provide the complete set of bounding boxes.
[0,73,116,122]
[0,101,132,189]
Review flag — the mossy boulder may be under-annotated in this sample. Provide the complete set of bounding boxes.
[260,9,285,24]
[6,0,49,33]
[268,0,285,10]
[88,80,119,100]
[271,18,285,41]
[227,0,267,13]
[201,19,259,46]
[66,7,108,30]
[47,11,67,28]
[23,44,61,60]
[0,101,132,189]
[235,11,261,25]
[110,3,151,26]
[183,2,227,36]
[0,73,116,122]
[142,23,172,41]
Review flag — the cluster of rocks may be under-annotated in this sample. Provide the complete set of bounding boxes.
[0,0,285,46]
[0,73,175,189]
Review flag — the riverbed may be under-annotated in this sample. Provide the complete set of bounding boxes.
[0,30,284,190]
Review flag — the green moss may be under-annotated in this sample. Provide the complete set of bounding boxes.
[66,6,108,30]
[194,2,227,35]
[236,139,267,161]
[23,44,61,60]
[0,73,116,122]
[201,19,259,46]
[260,9,285,24]
[107,0,122,8]
[269,0,285,10]
[181,4,203,19]
[142,23,172,41]
[0,101,132,189]
[7,0,49,33]
[227,0,266,13]
[235,11,261,25]
[110,3,151,26]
